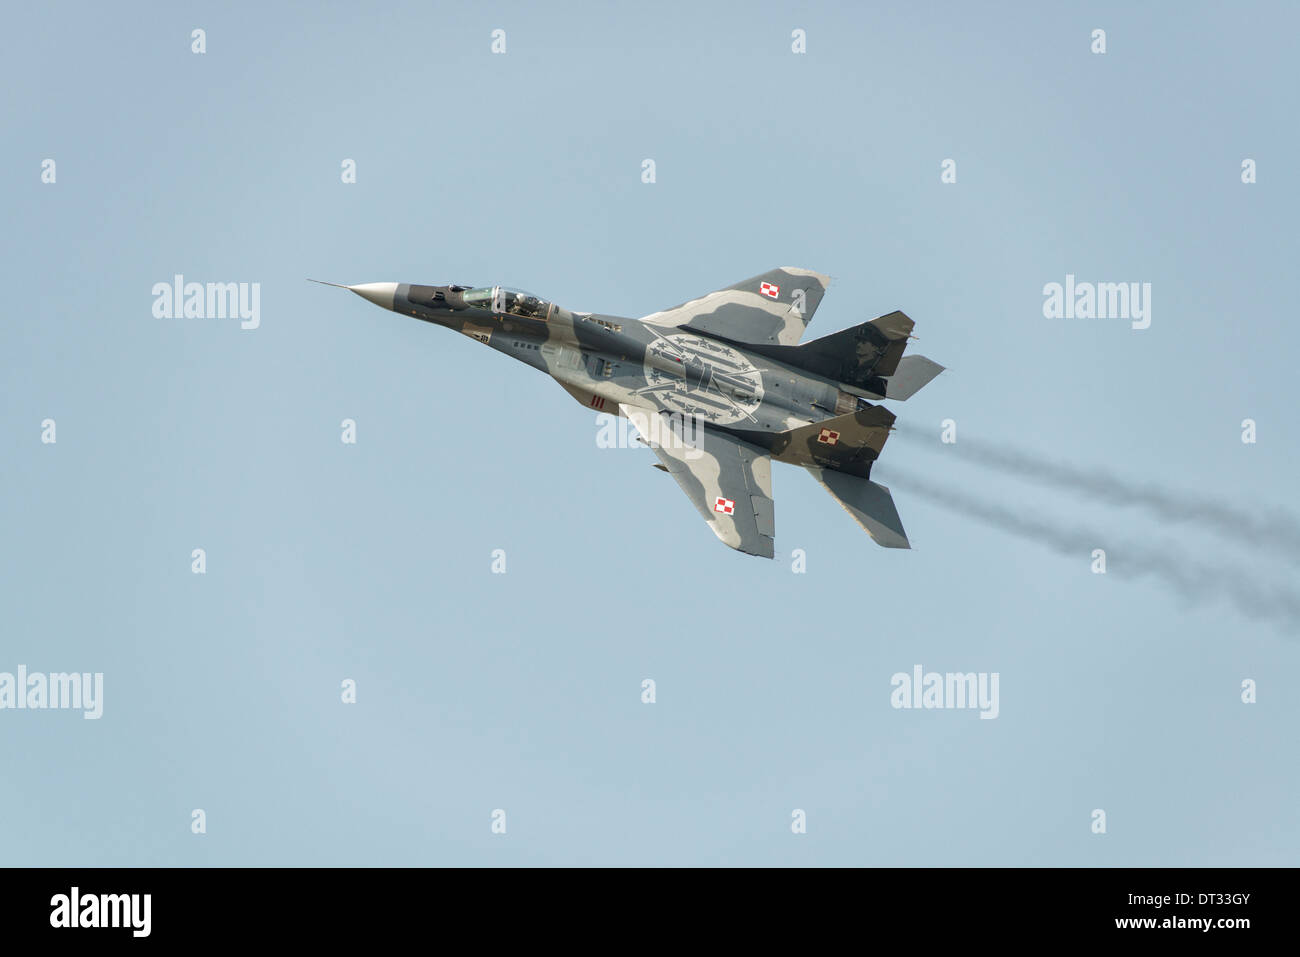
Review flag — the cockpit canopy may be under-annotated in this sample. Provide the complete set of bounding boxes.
[462,286,552,321]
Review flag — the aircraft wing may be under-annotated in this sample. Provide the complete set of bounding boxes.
[623,405,775,558]
[639,267,830,347]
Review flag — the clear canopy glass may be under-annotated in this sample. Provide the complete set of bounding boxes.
[463,286,551,320]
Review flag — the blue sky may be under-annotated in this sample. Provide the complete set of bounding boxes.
[2,0,1297,865]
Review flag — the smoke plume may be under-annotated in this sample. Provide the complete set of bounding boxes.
[893,425,1300,564]
[879,463,1300,633]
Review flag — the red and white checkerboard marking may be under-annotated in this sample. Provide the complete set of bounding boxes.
[714,496,735,514]
[759,281,780,299]
[817,428,840,446]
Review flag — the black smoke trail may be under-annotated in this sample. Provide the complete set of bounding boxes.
[893,425,1300,564]
[879,464,1300,634]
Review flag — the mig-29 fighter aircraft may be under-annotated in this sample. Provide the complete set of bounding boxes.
[316,269,943,559]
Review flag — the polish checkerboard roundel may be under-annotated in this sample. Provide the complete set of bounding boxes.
[759,281,780,299]
[714,497,735,514]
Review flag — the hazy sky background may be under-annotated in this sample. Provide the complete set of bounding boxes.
[2,1,1297,865]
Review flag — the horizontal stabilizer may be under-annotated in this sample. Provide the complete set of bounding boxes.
[883,355,945,400]
[806,467,910,549]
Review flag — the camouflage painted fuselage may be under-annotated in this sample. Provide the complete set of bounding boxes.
[329,268,944,558]
[398,282,861,452]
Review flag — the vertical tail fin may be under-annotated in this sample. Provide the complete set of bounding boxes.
[740,310,944,399]
[770,405,896,477]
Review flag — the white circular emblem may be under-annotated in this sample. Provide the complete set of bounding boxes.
[639,332,765,426]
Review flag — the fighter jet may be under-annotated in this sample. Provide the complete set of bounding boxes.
[316,269,943,558]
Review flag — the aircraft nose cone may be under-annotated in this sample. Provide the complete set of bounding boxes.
[348,282,398,310]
